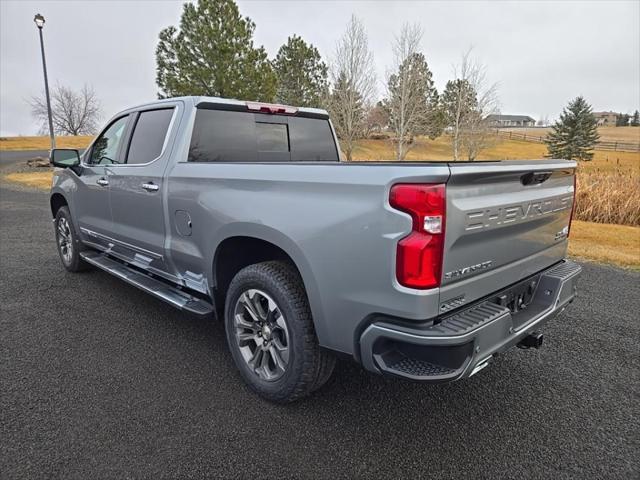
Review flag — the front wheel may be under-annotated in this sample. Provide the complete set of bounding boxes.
[54,206,89,272]
[224,261,335,403]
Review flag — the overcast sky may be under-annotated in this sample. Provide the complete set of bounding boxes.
[1,0,638,136]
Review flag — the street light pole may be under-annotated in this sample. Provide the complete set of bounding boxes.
[34,13,55,149]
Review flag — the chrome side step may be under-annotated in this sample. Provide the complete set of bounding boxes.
[80,251,214,317]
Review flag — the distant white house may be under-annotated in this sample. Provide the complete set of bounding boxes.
[485,114,536,128]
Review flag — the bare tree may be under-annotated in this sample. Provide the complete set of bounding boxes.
[386,24,421,160]
[326,15,376,160]
[30,83,102,136]
[460,51,499,160]
[442,49,499,160]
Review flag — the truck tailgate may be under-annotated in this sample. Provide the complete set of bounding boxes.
[439,160,576,312]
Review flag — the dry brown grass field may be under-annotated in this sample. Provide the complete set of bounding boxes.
[1,127,637,151]
[500,126,640,143]
[351,134,639,173]
[0,135,93,151]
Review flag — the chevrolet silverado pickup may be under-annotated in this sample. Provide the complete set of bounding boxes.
[49,96,581,402]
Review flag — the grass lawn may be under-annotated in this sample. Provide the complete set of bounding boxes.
[4,171,53,189]
[568,221,639,269]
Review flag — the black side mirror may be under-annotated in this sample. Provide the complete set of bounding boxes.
[50,149,80,168]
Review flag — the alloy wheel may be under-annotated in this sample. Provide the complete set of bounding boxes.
[233,289,290,382]
[57,217,73,264]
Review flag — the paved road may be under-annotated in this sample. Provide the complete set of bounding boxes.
[0,150,49,165]
[1,183,638,479]
[0,149,86,166]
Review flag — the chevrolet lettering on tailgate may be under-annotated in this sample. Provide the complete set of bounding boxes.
[464,194,574,232]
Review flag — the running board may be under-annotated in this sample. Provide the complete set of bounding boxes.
[80,251,214,317]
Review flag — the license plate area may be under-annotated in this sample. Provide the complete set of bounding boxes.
[487,274,542,314]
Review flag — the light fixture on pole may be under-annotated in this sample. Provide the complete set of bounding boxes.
[34,13,56,149]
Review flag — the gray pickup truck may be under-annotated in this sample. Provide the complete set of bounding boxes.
[49,96,581,402]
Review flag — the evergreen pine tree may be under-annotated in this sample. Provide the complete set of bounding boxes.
[385,52,441,159]
[440,78,479,160]
[440,79,478,125]
[273,35,328,107]
[631,110,640,127]
[155,0,276,101]
[616,113,630,127]
[545,96,599,161]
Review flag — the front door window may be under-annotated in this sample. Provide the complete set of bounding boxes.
[89,116,128,165]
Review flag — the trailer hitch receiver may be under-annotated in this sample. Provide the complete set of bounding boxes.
[517,332,544,349]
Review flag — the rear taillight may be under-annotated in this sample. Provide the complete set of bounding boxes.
[390,184,446,289]
[568,173,577,237]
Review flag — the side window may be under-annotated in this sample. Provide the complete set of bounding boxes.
[126,108,174,164]
[89,116,129,165]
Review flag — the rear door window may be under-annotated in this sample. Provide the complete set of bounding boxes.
[188,108,338,162]
[126,108,174,164]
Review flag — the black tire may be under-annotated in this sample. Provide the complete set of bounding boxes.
[224,261,335,403]
[54,206,90,272]
[311,346,337,392]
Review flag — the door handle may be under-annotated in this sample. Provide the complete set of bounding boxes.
[96,178,109,187]
[142,182,159,192]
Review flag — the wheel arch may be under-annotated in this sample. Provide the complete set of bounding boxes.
[210,227,327,344]
[50,192,69,218]
[213,236,300,297]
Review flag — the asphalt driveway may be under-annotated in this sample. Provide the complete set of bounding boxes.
[0,150,50,166]
[1,182,638,479]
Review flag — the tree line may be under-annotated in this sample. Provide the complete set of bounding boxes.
[154,0,499,161]
[30,0,636,163]
[615,111,640,127]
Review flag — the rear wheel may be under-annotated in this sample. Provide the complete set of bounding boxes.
[224,261,335,402]
[54,206,89,272]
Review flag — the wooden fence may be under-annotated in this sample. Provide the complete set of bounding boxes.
[496,130,640,152]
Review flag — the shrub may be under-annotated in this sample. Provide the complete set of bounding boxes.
[369,132,390,140]
[575,169,640,226]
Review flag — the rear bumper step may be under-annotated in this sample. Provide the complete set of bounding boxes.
[80,251,214,317]
[359,259,581,382]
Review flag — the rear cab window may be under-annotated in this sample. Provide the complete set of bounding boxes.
[188,106,339,163]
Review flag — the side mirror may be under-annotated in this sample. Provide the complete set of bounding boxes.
[50,149,81,168]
